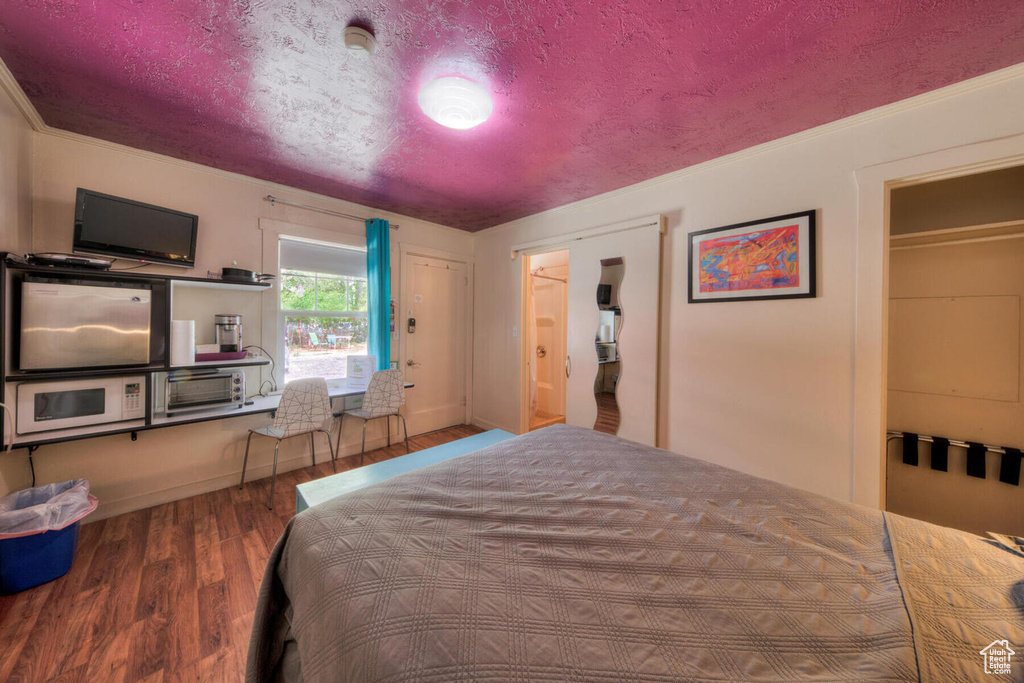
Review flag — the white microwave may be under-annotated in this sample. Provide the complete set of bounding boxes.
[16,376,146,435]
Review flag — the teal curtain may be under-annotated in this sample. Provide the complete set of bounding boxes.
[366,218,391,371]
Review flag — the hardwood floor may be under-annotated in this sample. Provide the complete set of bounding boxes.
[0,425,483,683]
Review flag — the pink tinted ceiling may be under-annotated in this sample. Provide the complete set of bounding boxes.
[0,2,1022,231]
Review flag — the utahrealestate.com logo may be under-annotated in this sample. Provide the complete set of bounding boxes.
[980,639,1015,675]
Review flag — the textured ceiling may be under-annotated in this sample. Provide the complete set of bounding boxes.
[1,1,1022,231]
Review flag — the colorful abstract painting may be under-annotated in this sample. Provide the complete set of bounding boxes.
[688,210,816,303]
[699,224,799,293]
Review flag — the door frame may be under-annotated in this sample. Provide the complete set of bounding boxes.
[399,243,475,427]
[519,254,531,434]
[517,215,665,435]
[852,135,1024,509]
[518,250,570,434]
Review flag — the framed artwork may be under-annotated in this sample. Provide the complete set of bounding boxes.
[687,210,816,303]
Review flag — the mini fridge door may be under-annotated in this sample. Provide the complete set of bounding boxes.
[20,281,152,370]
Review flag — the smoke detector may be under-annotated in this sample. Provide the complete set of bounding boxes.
[343,26,376,56]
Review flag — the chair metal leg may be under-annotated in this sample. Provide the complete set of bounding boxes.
[239,431,255,489]
[334,413,344,461]
[310,432,316,467]
[268,439,281,510]
[360,420,367,467]
[399,414,410,453]
[321,430,337,473]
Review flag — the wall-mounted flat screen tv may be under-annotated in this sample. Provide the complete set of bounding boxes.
[73,188,198,267]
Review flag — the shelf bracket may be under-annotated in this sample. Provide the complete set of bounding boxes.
[131,431,138,442]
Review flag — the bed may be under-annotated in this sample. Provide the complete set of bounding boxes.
[247,425,1023,682]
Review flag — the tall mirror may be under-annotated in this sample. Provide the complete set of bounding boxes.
[594,257,623,434]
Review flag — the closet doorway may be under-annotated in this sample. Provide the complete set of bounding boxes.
[523,250,569,431]
[885,164,1024,536]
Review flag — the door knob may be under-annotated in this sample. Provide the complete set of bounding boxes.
[407,359,419,367]
[565,355,572,378]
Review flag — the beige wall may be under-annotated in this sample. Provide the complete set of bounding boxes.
[472,69,1024,505]
[887,227,1024,536]
[1,129,473,517]
[0,80,34,496]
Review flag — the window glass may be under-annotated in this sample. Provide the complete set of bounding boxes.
[280,239,369,383]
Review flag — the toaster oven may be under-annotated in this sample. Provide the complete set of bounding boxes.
[165,369,244,414]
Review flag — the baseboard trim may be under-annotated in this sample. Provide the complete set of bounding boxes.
[470,416,518,435]
[86,432,395,522]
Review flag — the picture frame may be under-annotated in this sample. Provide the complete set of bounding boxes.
[687,210,816,303]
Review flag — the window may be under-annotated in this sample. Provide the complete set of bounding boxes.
[279,238,369,383]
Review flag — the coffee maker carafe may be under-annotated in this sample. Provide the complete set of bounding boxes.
[215,314,242,352]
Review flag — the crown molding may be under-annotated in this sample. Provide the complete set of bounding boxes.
[0,56,45,130]
[481,61,1024,236]
[37,127,467,235]
[3,49,1023,239]
[0,56,466,237]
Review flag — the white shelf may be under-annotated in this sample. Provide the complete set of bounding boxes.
[170,279,273,292]
[169,355,272,370]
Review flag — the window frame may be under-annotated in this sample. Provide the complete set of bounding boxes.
[259,222,370,391]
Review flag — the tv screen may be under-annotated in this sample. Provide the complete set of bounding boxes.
[73,189,198,267]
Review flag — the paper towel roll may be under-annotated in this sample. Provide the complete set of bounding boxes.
[171,320,195,366]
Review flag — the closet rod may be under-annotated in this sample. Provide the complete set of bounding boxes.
[265,195,399,229]
[885,430,1010,455]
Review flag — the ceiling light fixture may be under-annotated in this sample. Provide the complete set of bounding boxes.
[343,26,376,56]
[417,77,493,130]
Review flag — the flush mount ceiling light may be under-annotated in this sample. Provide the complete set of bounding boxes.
[417,77,493,130]
[343,26,376,56]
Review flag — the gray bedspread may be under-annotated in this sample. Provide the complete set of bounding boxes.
[248,425,1024,682]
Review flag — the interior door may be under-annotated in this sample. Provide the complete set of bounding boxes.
[403,255,467,435]
[565,227,661,446]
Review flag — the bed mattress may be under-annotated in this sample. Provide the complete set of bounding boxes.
[247,425,1023,682]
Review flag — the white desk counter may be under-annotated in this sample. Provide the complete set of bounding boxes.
[12,380,414,451]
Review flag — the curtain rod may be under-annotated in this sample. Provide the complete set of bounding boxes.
[530,273,567,283]
[266,195,399,230]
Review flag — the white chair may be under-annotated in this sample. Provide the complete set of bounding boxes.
[333,369,408,466]
[239,377,336,509]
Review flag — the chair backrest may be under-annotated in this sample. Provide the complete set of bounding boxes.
[273,378,333,436]
[309,332,320,346]
[359,369,405,418]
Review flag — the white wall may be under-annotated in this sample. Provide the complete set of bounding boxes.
[0,78,34,496]
[472,67,1024,505]
[0,128,473,517]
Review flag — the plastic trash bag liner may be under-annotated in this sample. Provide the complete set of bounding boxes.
[0,479,98,539]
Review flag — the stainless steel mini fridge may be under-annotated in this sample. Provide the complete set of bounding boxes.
[20,281,151,370]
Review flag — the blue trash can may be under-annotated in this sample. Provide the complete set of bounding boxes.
[0,479,96,595]
[0,522,81,594]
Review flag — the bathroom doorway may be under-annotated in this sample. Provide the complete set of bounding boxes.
[524,250,569,431]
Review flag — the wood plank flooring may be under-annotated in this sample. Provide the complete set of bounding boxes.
[0,424,483,683]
